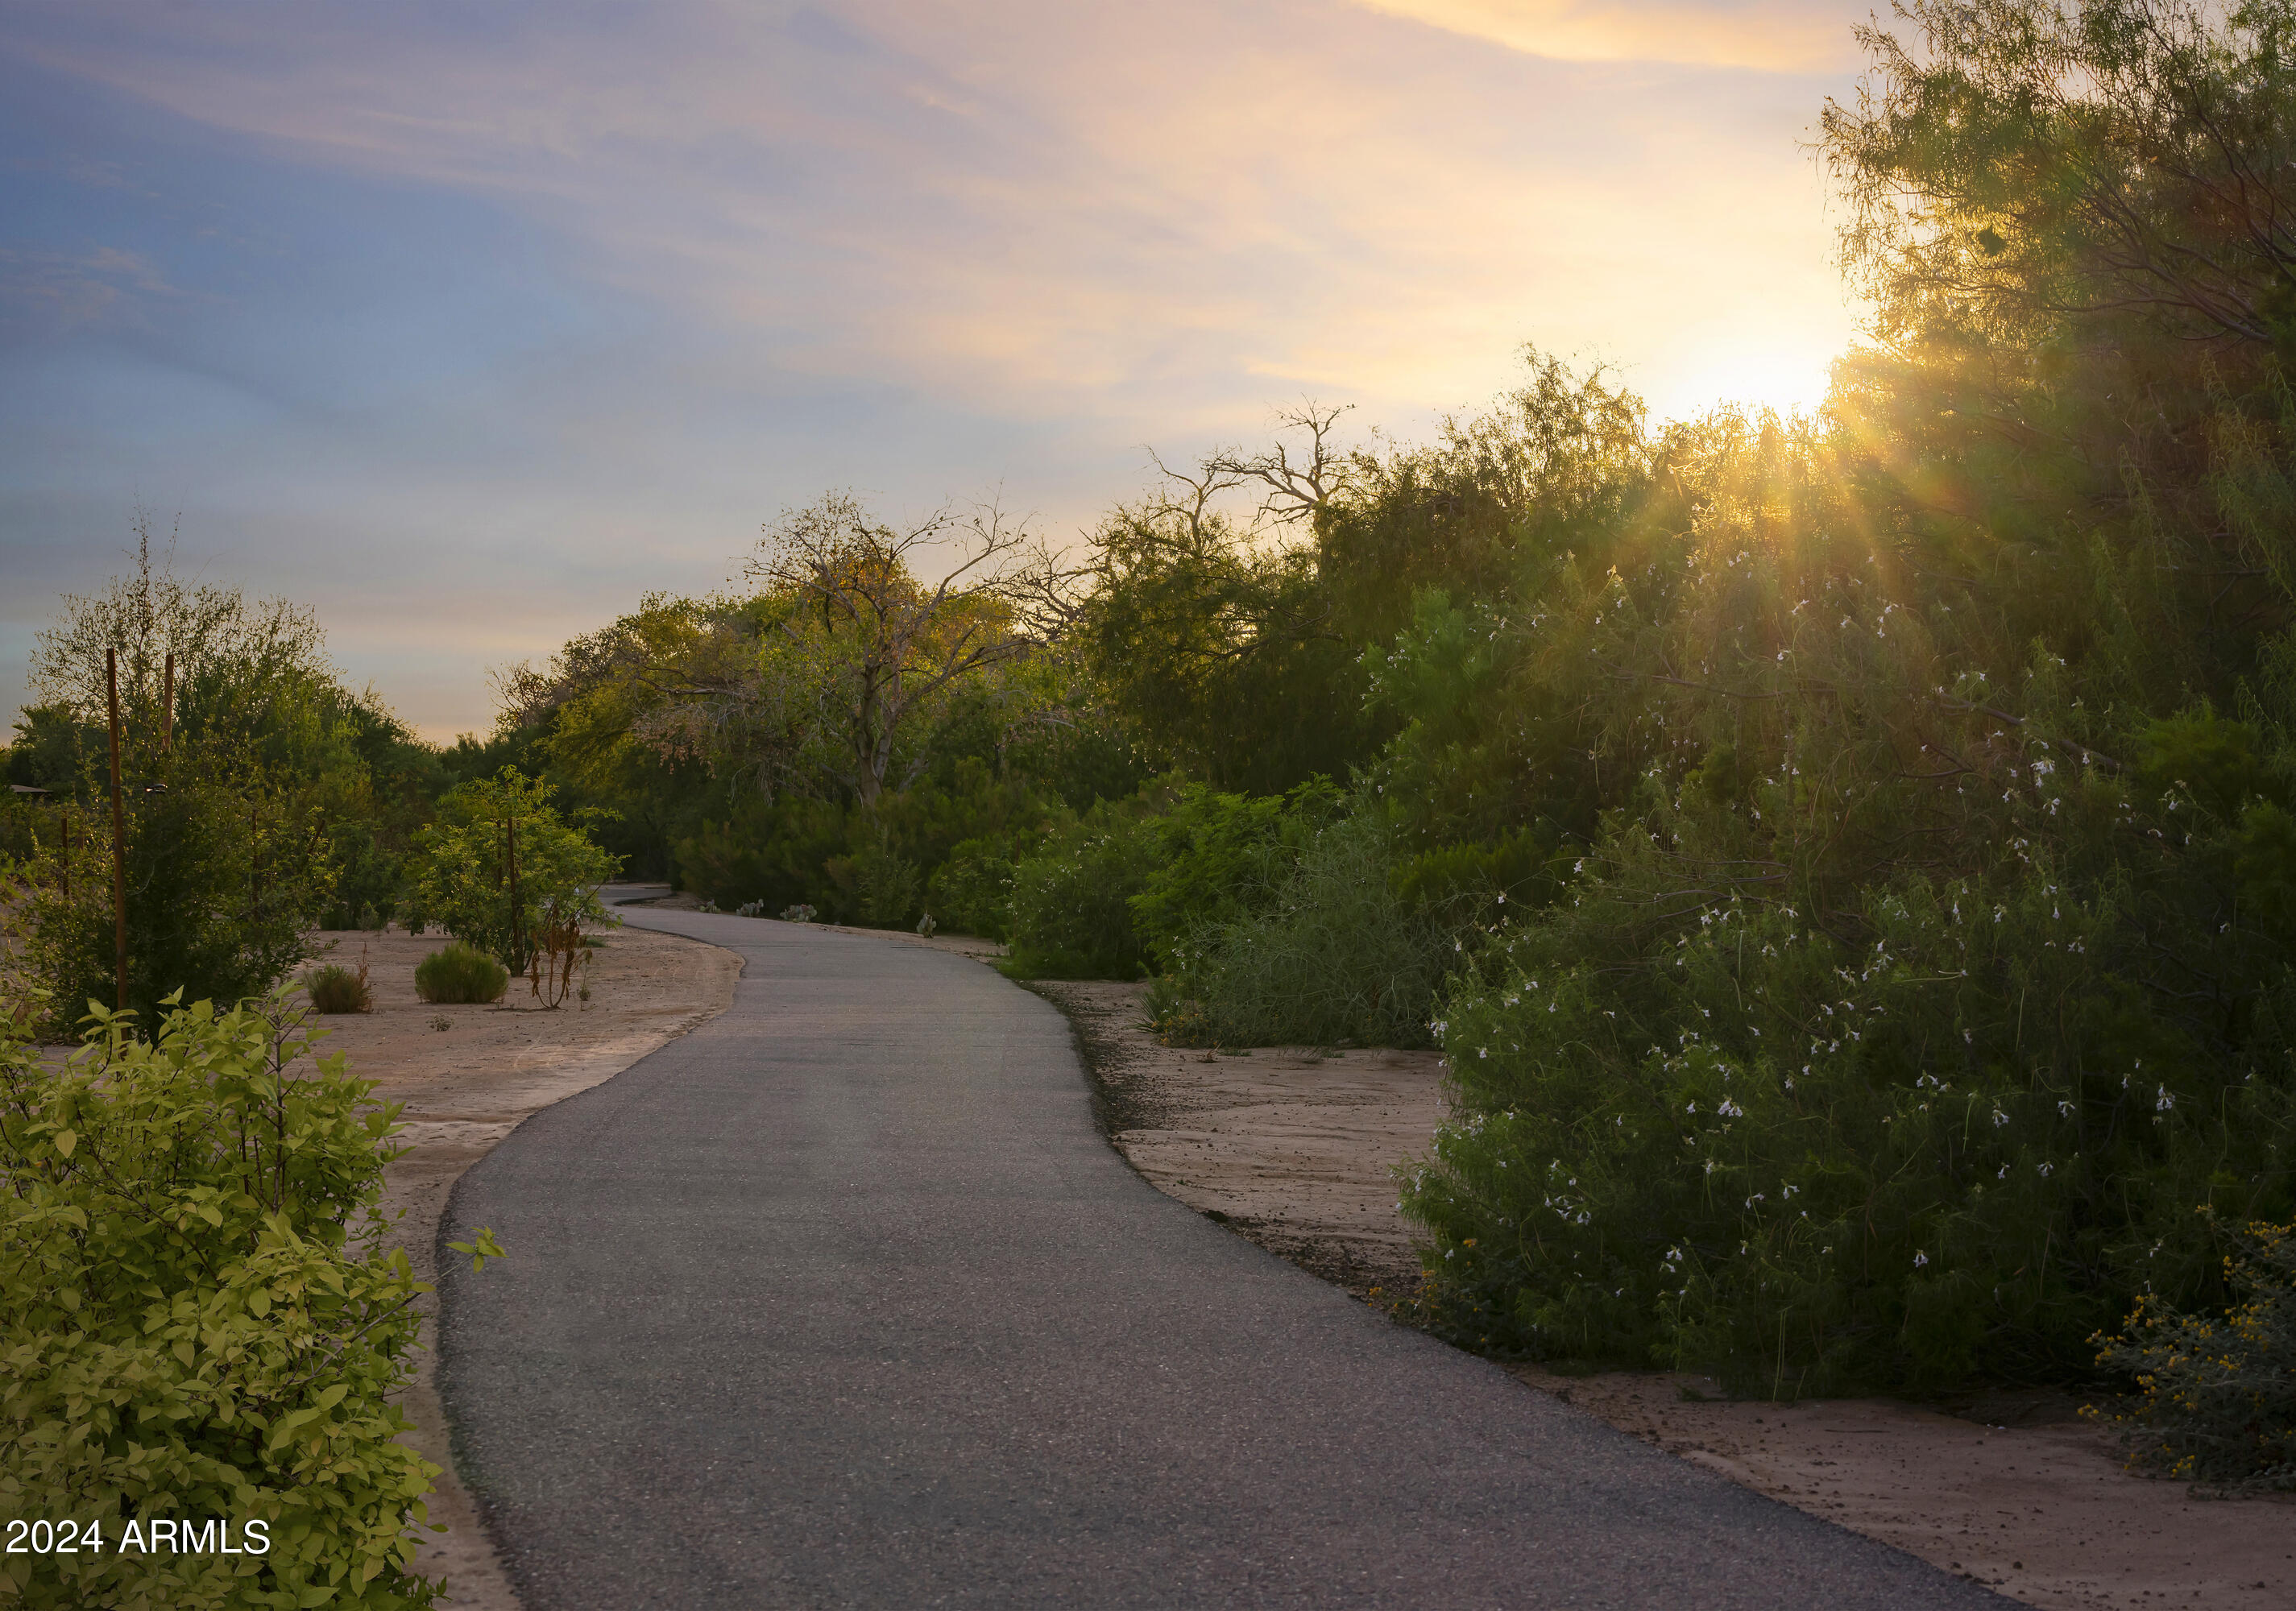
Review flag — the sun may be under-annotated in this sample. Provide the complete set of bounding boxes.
[1647,321,1856,424]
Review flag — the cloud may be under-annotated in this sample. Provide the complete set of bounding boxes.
[0,245,179,334]
[0,1,1859,423]
[1345,0,1868,72]
[0,0,1871,733]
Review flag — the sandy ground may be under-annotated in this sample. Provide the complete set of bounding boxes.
[296,910,740,1611]
[1032,977,2296,1611]
[1028,978,1444,1298]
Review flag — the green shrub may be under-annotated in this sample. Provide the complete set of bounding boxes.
[1129,780,1341,968]
[404,768,618,974]
[1150,806,1448,1048]
[305,959,372,1015]
[925,836,1019,939]
[412,944,508,1006]
[826,834,922,928]
[2091,1215,2296,1491]
[1403,842,2296,1394]
[1004,801,1160,978]
[0,988,478,1608]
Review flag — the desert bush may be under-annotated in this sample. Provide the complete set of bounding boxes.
[412,943,508,1006]
[0,987,494,1608]
[305,958,372,1015]
[778,903,816,922]
[825,834,922,928]
[1150,805,1448,1048]
[923,836,1018,939]
[2091,1215,2296,1492]
[1003,801,1160,978]
[404,768,617,974]
[1129,780,1341,968]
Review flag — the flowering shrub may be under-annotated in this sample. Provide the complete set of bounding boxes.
[1402,742,2296,1393]
[2091,1215,2296,1491]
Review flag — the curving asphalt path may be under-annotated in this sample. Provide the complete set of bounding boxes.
[437,898,2003,1609]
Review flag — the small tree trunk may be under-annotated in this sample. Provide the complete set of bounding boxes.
[106,648,127,1012]
[508,812,523,971]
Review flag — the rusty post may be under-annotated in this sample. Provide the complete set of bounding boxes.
[106,648,127,1011]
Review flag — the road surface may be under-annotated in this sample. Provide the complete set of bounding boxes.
[437,899,2000,1609]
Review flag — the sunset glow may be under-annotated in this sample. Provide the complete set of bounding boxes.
[2,0,1877,736]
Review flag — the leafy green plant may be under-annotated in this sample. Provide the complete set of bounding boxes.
[2091,1215,2296,1492]
[404,768,618,975]
[305,957,372,1015]
[1128,780,1340,968]
[924,835,1019,939]
[0,987,486,1608]
[412,944,508,1006]
[1003,801,1161,978]
[1150,805,1448,1048]
[827,834,922,928]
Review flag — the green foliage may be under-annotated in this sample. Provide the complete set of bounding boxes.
[2091,1215,2296,1491]
[412,944,508,1007]
[1075,493,1376,793]
[825,833,924,928]
[5,707,91,794]
[1150,804,1449,1049]
[671,757,1059,933]
[1002,800,1163,979]
[0,990,457,1608]
[404,768,618,974]
[13,727,333,1033]
[1128,780,1341,967]
[304,961,372,1016]
[925,837,1020,940]
[1382,0,2296,1398]
[6,536,463,1029]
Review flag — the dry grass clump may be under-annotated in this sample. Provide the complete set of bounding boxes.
[306,955,373,1014]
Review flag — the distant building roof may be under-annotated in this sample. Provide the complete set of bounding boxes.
[7,785,51,797]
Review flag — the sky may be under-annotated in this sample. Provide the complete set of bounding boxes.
[0,0,1878,741]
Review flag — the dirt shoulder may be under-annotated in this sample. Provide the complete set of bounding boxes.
[1030,977,2296,1611]
[300,914,741,1610]
[1030,979,1443,1298]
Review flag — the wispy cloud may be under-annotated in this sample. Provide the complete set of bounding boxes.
[0,244,179,333]
[2,1,1862,420]
[0,1,1874,734]
[1345,0,1867,72]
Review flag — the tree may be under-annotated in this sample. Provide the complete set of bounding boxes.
[405,768,619,988]
[30,515,333,736]
[744,495,1042,809]
[1824,0,2296,352]
[8,535,344,1029]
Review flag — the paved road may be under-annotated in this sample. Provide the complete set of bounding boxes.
[437,900,2000,1609]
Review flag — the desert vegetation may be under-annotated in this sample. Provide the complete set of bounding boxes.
[7,0,2295,1505]
[425,0,2296,1476]
[0,989,498,1607]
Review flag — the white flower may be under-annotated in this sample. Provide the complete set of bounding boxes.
[1913,1251,1929,1267]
